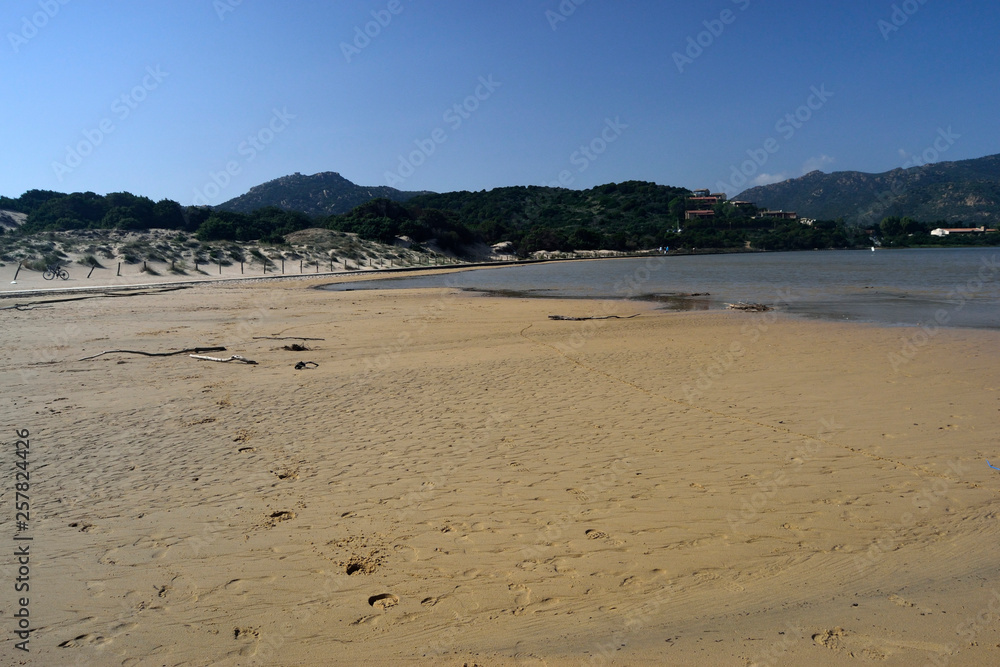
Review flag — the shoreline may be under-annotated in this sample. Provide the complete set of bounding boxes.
[7,249,998,332]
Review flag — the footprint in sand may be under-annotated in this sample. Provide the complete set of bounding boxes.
[222,576,276,596]
[344,552,383,575]
[586,529,625,546]
[59,633,111,648]
[369,593,399,610]
[233,627,261,657]
[813,627,846,651]
[812,627,947,661]
[265,510,296,528]
[508,583,532,606]
[513,597,560,616]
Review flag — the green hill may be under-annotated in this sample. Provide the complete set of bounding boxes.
[215,171,430,216]
[735,153,1000,226]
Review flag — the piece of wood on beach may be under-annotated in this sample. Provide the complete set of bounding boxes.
[2,286,193,312]
[548,314,641,321]
[727,302,772,312]
[190,354,258,365]
[252,336,326,341]
[79,346,227,361]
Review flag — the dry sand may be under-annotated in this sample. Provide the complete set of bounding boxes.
[1,271,999,666]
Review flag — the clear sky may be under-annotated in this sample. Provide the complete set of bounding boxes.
[3,0,999,204]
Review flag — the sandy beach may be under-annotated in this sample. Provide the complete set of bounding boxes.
[2,270,999,666]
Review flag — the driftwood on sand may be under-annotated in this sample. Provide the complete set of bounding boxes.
[189,354,258,365]
[1,286,193,312]
[252,336,326,341]
[548,314,641,321]
[80,346,226,361]
[727,302,772,312]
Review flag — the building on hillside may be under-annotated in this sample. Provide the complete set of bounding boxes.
[684,210,715,221]
[930,226,987,236]
[688,196,722,206]
[755,209,799,221]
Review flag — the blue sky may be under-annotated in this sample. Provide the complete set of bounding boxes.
[3,0,998,204]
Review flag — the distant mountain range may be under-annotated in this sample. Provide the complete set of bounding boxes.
[216,171,431,216]
[217,155,1000,229]
[736,153,1000,225]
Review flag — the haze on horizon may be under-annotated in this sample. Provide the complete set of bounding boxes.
[4,0,998,205]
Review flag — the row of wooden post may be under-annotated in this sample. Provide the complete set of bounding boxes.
[24,253,459,283]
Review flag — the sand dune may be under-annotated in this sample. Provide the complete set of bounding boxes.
[1,274,998,665]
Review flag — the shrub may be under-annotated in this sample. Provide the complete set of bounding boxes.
[78,254,104,268]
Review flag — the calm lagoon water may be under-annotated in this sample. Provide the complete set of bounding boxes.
[322,248,1000,329]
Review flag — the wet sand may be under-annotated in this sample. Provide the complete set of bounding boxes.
[2,274,999,666]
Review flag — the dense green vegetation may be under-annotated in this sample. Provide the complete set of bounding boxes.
[409,181,690,254]
[215,171,427,216]
[875,216,1000,248]
[2,186,996,257]
[323,198,476,252]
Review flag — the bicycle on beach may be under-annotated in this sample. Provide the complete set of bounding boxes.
[43,265,69,281]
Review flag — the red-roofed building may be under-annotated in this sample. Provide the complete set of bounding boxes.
[930,227,987,236]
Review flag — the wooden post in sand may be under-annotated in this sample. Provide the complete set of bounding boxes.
[281,259,285,274]
[241,260,244,274]
[117,262,121,276]
[87,265,96,279]
[300,259,303,273]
